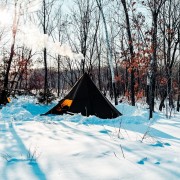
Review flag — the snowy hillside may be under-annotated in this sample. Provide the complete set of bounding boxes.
[0,96,180,180]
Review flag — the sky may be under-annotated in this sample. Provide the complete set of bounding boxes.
[0,0,83,68]
[0,0,153,69]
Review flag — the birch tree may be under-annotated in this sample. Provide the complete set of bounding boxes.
[96,0,118,105]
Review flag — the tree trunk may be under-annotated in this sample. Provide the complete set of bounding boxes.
[96,0,118,105]
[57,55,60,97]
[177,95,180,112]
[121,0,135,106]
[4,43,15,90]
[43,47,48,102]
[177,64,180,112]
[96,40,102,91]
[3,1,19,91]
[149,13,158,119]
[43,0,48,103]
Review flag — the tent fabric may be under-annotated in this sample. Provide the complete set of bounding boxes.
[44,73,122,119]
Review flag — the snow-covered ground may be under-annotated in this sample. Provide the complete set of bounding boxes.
[0,96,180,180]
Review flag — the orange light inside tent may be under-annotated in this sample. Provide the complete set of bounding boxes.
[7,97,11,103]
[61,99,73,108]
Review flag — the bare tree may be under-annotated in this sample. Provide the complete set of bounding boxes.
[158,0,180,113]
[37,0,57,103]
[120,0,136,106]
[144,0,167,118]
[96,0,118,105]
[3,0,21,91]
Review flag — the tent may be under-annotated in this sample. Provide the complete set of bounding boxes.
[0,90,10,105]
[44,73,122,119]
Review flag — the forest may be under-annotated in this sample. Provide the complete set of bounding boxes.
[0,0,179,119]
[0,1,180,179]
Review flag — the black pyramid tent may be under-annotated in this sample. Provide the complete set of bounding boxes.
[44,73,122,119]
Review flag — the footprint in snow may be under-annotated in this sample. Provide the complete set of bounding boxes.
[164,142,171,146]
[99,129,111,134]
[137,157,148,165]
[137,158,161,165]
[154,161,160,165]
[151,141,171,148]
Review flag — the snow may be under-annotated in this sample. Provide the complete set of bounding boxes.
[0,96,180,180]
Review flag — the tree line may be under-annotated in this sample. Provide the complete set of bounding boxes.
[0,0,179,118]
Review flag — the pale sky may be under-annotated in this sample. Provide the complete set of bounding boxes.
[0,0,83,68]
